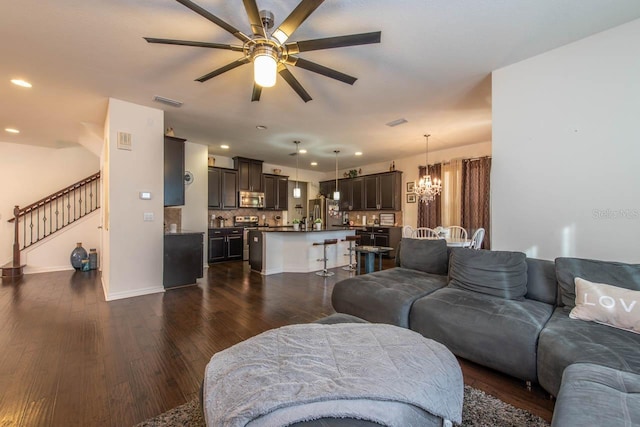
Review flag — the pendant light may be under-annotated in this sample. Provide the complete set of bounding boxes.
[333,150,340,200]
[293,141,301,199]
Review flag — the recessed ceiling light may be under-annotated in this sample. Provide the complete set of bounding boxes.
[299,149,307,154]
[11,79,32,88]
[220,144,229,149]
[5,128,20,134]
[256,125,267,130]
[355,151,363,156]
[310,161,318,166]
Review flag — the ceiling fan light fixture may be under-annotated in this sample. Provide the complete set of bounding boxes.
[253,46,277,88]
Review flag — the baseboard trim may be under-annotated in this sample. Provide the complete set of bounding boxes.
[104,286,165,301]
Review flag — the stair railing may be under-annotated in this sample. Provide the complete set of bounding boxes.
[8,172,101,268]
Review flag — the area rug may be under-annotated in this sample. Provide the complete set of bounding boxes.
[135,385,549,426]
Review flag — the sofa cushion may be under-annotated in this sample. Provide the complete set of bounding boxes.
[524,258,558,305]
[448,249,528,300]
[537,307,640,396]
[555,257,640,308]
[570,277,640,334]
[399,238,448,275]
[410,287,553,382]
[331,267,448,328]
[551,363,640,427]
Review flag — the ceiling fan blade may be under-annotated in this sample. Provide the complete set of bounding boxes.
[286,56,357,85]
[242,0,267,38]
[286,31,381,54]
[271,0,324,44]
[143,37,244,51]
[175,0,251,43]
[251,83,262,102]
[196,57,251,82]
[278,64,312,102]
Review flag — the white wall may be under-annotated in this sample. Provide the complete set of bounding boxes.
[0,142,99,267]
[102,98,165,300]
[492,19,640,262]
[183,142,208,267]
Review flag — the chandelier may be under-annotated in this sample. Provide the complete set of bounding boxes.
[414,134,442,204]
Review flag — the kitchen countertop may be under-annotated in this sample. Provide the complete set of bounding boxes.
[165,231,204,236]
[253,227,354,232]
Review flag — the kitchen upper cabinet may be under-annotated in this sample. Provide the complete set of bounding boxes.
[208,167,238,209]
[364,175,379,210]
[234,157,263,192]
[164,136,186,206]
[338,177,364,211]
[322,171,401,210]
[319,180,337,199]
[379,172,401,210]
[263,174,288,210]
[364,172,402,210]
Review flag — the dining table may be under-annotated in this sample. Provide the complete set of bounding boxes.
[422,237,471,247]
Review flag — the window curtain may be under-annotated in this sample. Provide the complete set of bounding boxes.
[441,159,462,227]
[417,164,442,228]
[461,157,491,249]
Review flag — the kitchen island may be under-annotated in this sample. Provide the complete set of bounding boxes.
[248,228,356,275]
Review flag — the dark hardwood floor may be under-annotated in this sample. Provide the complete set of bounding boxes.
[0,260,553,426]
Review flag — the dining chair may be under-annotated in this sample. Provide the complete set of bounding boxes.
[411,227,440,239]
[402,225,415,238]
[469,228,485,249]
[446,226,468,240]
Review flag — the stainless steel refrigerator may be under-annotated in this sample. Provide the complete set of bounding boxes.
[308,198,342,229]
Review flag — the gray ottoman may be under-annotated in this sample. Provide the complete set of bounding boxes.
[551,363,640,426]
[203,323,463,426]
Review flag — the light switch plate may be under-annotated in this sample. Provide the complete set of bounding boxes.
[139,192,152,200]
[143,212,154,221]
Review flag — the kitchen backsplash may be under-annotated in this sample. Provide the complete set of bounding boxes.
[164,207,182,232]
[208,208,286,227]
[207,208,402,227]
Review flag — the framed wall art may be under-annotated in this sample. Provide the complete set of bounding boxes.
[406,194,416,203]
[406,182,415,192]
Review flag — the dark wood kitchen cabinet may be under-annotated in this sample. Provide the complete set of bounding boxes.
[233,157,263,192]
[364,172,402,210]
[163,232,203,288]
[208,167,238,209]
[263,174,288,210]
[319,180,336,199]
[338,177,364,211]
[208,228,243,263]
[164,136,186,206]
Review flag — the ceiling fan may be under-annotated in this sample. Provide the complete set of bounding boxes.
[144,0,381,102]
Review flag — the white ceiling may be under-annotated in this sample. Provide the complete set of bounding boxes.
[3,0,640,171]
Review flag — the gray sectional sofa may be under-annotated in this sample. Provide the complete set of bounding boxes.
[330,238,640,426]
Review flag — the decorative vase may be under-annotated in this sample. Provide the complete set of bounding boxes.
[70,242,88,270]
[293,223,299,231]
[89,248,98,270]
[315,223,322,230]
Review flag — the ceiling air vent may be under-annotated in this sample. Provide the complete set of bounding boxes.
[153,95,183,108]
[386,118,408,127]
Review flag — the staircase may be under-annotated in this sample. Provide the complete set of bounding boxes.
[2,172,101,280]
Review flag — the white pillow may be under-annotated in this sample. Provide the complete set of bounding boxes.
[570,277,640,334]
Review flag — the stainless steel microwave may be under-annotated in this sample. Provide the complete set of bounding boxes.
[239,191,264,208]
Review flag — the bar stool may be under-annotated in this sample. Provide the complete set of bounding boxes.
[313,239,338,277]
[342,235,361,271]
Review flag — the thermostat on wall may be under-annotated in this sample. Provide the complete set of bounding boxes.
[139,192,152,200]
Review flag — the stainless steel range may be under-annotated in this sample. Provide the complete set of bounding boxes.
[234,215,259,261]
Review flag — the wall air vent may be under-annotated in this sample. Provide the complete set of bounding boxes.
[153,95,183,108]
[385,118,408,127]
